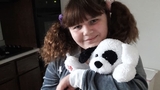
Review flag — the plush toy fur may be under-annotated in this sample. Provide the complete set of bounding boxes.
[64,38,139,82]
[64,53,89,72]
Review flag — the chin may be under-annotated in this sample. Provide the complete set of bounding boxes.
[82,41,101,49]
[87,44,99,49]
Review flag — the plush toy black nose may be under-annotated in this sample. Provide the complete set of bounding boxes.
[94,61,103,68]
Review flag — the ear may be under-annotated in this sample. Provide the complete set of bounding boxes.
[79,46,97,63]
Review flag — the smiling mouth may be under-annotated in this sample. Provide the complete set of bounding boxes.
[85,35,98,41]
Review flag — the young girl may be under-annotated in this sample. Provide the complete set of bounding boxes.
[40,0,148,90]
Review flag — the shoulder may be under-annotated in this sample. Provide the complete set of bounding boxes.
[46,57,70,79]
[136,57,147,79]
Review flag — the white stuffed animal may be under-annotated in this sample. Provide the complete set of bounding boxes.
[64,53,89,72]
[64,38,139,82]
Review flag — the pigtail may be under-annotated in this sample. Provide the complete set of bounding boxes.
[40,21,77,64]
[108,1,139,43]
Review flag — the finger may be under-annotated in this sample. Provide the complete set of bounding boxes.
[66,87,75,90]
[56,84,67,90]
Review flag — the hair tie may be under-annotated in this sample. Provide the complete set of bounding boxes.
[58,14,63,24]
[105,0,115,11]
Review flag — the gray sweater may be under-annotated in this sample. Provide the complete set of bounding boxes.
[41,55,148,90]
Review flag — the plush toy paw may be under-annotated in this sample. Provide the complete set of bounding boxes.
[112,64,136,82]
[64,53,89,72]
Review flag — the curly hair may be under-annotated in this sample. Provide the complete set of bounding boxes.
[40,22,77,64]
[40,0,139,64]
[108,1,139,43]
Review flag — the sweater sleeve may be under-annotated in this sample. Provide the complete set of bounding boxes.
[41,59,69,90]
[81,57,148,90]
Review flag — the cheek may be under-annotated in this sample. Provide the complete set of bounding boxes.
[96,24,108,38]
[69,31,82,43]
[102,28,108,38]
[72,34,79,42]
[100,23,108,38]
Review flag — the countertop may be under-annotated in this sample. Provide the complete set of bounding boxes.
[0,48,39,65]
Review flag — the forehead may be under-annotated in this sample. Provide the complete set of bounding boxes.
[75,14,98,24]
[62,0,106,27]
[65,14,103,27]
[85,14,96,20]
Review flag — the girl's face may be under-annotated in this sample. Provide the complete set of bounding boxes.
[69,13,108,49]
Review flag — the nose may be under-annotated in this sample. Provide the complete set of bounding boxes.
[94,61,103,68]
[83,25,93,36]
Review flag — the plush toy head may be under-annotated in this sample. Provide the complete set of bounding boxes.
[81,39,123,74]
[65,38,139,82]
[79,39,123,74]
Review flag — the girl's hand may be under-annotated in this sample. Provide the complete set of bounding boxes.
[56,74,75,90]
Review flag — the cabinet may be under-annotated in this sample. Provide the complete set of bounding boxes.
[0,52,42,90]
[0,0,37,47]
[0,62,18,90]
[0,79,19,90]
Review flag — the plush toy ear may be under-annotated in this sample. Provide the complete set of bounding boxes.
[121,44,139,66]
[79,46,97,63]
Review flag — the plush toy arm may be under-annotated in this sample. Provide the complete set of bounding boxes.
[64,54,78,72]
[64,53,89,72]
[113,64,136,82]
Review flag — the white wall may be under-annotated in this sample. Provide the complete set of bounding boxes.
[117,0,160,71]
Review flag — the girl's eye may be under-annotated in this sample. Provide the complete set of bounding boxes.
[73,25,82,30]
[90,19,98,25]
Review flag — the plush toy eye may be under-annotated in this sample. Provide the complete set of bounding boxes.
[102,50,117,65]
[105,57,108,59]
[95,54,98,57]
